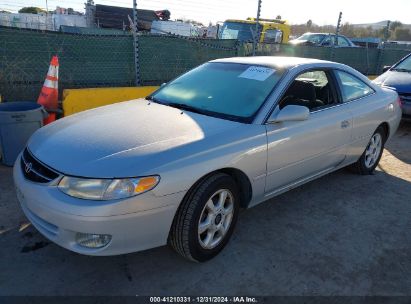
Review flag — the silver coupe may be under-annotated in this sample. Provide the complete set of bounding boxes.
[14,57,402,262]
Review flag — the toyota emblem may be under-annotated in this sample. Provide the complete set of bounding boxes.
[25,162,33,174]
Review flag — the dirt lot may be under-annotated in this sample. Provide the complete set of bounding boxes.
[0,123,410,296]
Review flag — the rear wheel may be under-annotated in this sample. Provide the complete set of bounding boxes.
[169,173,240,262]
[351,126,386,175]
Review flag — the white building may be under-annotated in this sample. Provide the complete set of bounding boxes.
[0,12,86,31]
[150,20,200,37]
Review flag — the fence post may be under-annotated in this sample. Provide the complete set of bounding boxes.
[365,42,370,75]
[376,20,390,75]
[330,12,342,61]
[132,0,141,86]
[252,0,262,56]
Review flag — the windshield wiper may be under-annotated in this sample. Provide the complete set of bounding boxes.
[145,96,164,104]
[166,102,207,115]
[391,68,411,72]
[146,99,244,122]
[146,97,208,115]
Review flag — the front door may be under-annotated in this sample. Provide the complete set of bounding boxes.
[265,69,352,195]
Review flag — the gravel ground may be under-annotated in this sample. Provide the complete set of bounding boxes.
[0,122,410,296]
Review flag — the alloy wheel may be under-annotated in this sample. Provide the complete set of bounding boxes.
[198,189,234,250]
[364,133,382,168]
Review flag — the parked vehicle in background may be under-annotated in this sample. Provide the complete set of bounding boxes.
[374,53,411,120]
[289,32,357,47]
[219,18,290,43]
[14,57,401,262]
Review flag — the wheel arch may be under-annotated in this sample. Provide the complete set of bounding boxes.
[182,168,253,209]
[378,122,390,140]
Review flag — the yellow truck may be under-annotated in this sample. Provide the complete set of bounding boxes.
[219,17,290,44]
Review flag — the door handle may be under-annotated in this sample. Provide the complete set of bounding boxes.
[341,120,350,128]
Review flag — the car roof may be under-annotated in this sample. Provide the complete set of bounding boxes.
[302,32,349,37]
[211,56,334,70]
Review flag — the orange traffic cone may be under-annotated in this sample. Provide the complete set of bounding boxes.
[37,55,59,125]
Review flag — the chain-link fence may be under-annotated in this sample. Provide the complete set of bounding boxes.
[243,43,410,75]
[1,24,410,102]
[139,34,239,86]
[0,26,135,101]
[0,26,238,101]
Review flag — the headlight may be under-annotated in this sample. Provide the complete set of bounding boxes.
[58,176,160,200]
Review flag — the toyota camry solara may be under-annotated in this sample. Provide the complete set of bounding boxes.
[14,57,401,262]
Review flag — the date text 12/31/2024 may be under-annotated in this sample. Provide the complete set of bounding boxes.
[149,296,258,303]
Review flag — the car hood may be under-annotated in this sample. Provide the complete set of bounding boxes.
[374,70,411,94]
[28,99,244,178]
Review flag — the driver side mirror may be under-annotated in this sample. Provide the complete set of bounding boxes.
[382,66,391,73]
[267,105,309,123]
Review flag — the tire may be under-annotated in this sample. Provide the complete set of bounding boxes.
[169,173,240,262]
[351,126,386,175]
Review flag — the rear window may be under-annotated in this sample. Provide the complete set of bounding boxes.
[335,71,374,102]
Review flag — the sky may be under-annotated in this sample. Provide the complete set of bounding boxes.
[2,0,411,26]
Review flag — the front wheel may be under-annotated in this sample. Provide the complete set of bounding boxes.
[169,173,240,262]
[352,126,386,175]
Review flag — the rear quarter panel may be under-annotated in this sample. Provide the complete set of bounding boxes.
[346,86,401,163]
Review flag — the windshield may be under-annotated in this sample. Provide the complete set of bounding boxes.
[150,62,284,123]
[296,33,326,44]
[393,55,411,71]
[219,22,261,42]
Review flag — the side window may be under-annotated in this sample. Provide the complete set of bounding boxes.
[335,71,374,102]
[278,70,336,112]
[337,36,349,47]
[263,29,283,43]
[321,36,331,46]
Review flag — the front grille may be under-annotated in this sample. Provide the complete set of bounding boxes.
[21,148,60,183]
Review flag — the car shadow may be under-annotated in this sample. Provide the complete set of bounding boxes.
[384,121,411,165]
[2,167,411,296]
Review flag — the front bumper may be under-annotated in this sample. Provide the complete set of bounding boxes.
[13,156,186,256]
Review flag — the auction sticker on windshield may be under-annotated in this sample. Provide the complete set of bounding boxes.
[239,66,275,81]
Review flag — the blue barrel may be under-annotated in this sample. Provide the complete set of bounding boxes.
[0,102,48,166]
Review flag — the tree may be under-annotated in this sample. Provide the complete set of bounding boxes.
[390,20,403,31]
[276,15,282,20]
[306,19,312,29]
[18,7,46,14]
[340,22,355,38]
[393,28,411,41]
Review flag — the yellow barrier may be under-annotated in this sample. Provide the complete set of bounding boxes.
[62,86,159,116]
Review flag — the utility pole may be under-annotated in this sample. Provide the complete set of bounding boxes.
[132,0,141,86]
[252,0,262,56]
